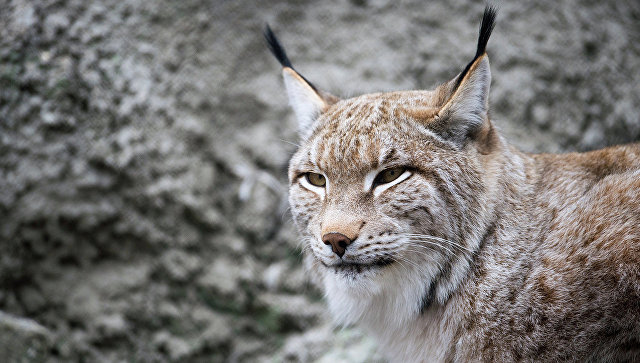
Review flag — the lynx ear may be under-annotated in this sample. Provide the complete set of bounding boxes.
[434,55,491,144]
[265,25,338,140]
[282,68,333,139]
[432,6,496,146]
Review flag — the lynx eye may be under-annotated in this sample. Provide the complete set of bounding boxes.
[374,167,406,185]
[305,172,326,187]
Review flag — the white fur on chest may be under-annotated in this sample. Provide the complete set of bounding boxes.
[321,265,459,362]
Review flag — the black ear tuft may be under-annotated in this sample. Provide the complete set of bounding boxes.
[454,5,497,89]
[474,5,497,59]
[264,24,319,92]
[264,24,293,69]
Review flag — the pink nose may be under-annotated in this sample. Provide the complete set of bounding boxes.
[322,232,352,257]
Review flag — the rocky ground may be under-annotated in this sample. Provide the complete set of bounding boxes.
[0,0,639,362]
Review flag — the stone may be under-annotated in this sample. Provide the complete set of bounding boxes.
[276,324,333,362]
[580,121,605,150]
[94,313,128,339]
[262,262,287,291]
[44,12,71,40]
[256,293,325,332]
[152,331,192,361]
[10,0,37,35]
[158,249,201,282]
[0,311,52,362]
[17,286,46,314]
[531,103,550,127]
[197,258,241,297]
[191,308,232,349]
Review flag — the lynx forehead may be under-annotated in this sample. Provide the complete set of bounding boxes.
[267,6,640,362]
[297,93,447,172]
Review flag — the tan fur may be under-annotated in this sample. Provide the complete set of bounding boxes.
[321,212,363,241]
[274,15,640,363]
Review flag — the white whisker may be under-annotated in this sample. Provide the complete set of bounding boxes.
[275,138,301,148]
[400,233,475,254]
[406,237,457,256]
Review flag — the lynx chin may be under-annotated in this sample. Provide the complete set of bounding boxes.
[266,6,640,362]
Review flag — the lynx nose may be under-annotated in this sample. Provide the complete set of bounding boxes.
[322,232,352,258]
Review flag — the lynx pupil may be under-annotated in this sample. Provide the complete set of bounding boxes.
[375,167,405,185]
[306,172,326,187]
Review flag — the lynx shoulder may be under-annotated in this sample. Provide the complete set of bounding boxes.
[266,6,640,362]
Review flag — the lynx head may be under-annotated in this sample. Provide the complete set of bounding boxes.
[267,7,501,328]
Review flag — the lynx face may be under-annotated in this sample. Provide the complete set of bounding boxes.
[288,92,487,304]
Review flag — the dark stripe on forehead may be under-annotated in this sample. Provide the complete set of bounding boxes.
[315,135,327,169]
[343,102,377,125]
[380,148,398,165]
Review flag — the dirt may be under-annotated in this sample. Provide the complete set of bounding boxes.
[0,0,639,361]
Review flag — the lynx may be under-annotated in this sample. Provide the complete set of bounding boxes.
[266,7,640,362]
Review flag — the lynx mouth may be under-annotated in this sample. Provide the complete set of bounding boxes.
[323,258,394,274]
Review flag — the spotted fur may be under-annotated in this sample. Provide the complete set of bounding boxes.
[268,6,640,362]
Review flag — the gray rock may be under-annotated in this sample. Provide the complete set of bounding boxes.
[228,337,265,363]
[276,324,333,363]
[197,256,256,308]
[580,121,606,150]
[152,331,192,361]
[44,12,71,40]
[94,313,128,339]
[0,311,52,363]
[531,103,550,128]
[211,233,248,254]
[262,262,288,291]
[256,293,326,332]
[235,177,285,240]
[9,0,37,35]
[190,307,233,350]
[158,249,202,282]
[16,286,46,314]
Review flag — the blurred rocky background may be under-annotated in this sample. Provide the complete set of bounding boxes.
[0,0,638,361]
